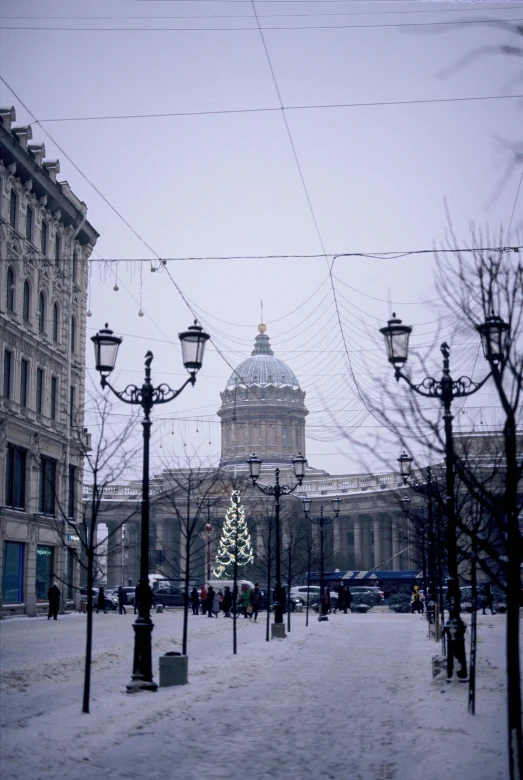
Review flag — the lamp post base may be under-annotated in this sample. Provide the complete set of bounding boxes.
[318,614,329,622]
[126,618,158,693]
[126,675,159,693]
[271,622,287,639]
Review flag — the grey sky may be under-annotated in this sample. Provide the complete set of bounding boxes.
[2,0,522,476]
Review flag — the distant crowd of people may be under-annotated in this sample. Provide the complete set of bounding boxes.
[191,583,263,621]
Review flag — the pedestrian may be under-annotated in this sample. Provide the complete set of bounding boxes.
[212,591,220,617]
[250,583,263,622]
[343,585,352,614]
[200,584,208,616]
[482,582,496,615]
[47,582,60,620]
[323,587,331,615]
[222,586,232,617]
[206,585,215,617]
[241,584,251,618]
[134,583,139,615]
[337,586,344,613]
[118,585,127,615]
[411,585,422,614]
[96,586,107,614]
[191,587,199,616]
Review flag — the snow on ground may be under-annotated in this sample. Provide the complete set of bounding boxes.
[0,607,514,780]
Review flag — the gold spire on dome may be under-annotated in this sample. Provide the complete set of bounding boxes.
[258,300,267,333]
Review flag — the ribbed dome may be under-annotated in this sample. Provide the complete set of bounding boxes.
[226,330,300,390]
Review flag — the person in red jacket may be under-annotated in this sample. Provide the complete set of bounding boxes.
[200,585,208,616]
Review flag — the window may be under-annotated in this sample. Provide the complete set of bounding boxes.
[36,545,53,601]
[55,234,61,266]
[72,251,78,283]
[23,280,30,323]
[9,190,17,228]
[70,316,76,353]
[39,458,56,515]
[53,303,59,342]
[69,385,76,426]
[3,350,12,399]
[2,542,24,603]
[20,359,29,407]
[282,426,289,448]
[50,376,57,420]
[5,445,26,510]
[68,464,76,520]
[6,266,15,312]
[41,221,48,255]
[38,292,45,333]
[36,367,43,414]
[25,207,33,242]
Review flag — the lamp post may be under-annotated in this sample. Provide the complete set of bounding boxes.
[199,520,217,582]
[302,497,341,621]
[247,453,307,639]
[379,312,507,680]
[91,321,210,692]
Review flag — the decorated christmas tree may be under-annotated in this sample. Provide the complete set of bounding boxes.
[213,489,254,578]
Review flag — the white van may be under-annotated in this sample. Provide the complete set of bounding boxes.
[206,579,255,592]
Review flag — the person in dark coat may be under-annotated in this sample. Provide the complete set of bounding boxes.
[343,585,352,614]
[118,585,127,615]
[190,587,199,615]
[222,586,232,617]
[482,582,496,615]
[134,583,139,615]
[206,585,215,618]
[250,583,263,622]
[96,586,107,614]
[337,586,344,613]
[47,583,60,620]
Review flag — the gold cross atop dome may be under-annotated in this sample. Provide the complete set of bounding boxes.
[258,300,267,333]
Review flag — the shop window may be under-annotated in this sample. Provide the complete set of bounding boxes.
[36,545,53,601]
[2,542,24,603]
[5,445,26,510]
[39,457,56,515]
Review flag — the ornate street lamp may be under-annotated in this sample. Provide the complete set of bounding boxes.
[247,453,307,638]
[92,320,210,692]
[379,312,507,680]
[398,451,413,485]
[302,497,341,622]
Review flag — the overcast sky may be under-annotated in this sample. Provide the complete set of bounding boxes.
[2,0,522,478]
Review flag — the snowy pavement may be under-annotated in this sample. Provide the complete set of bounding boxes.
[0,608,513,780]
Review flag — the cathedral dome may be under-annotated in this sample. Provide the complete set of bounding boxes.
[226,328,300,390]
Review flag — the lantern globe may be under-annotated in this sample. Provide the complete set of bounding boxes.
[379,313,412,367]
[477,314,508,364]
[91,324,122,378]
[292,453,307,480]
[247,453,262,480]
[332,497,341,515]
[398,450,413,482]
[302,497,312,515]
[178,321,210,373]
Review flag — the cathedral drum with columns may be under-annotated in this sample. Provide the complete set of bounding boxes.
[218,324,308,468]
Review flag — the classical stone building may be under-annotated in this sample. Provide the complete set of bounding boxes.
[0,106,99,616]
[95,323,412,587]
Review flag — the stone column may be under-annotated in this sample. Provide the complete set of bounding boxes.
[392,521,401,571]
[361,520,371,570]
[25,521,38,617]
[106,521,123,586]
[353,517,363,570]
[373,516,382,570]
[333,516,341,556]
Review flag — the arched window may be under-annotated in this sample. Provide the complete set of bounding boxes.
[6,267,15,312]
[53,303,59,342]
[70,316,76,353]
[26,207,34,242]
[23,280,31,322]
[9,190,17,228]
[38,292,45,333]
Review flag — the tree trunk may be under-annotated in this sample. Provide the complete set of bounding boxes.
[82,518,95,714]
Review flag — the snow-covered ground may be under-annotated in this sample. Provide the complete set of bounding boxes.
[0,608,514,780]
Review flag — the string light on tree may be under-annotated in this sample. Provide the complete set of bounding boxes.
[213,490,254,577]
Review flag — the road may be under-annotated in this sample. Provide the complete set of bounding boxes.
[0,607,509,780]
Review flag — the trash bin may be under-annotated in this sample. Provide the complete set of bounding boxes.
[80,600,87,614]
[159,652,188,687]
[156,604,164,614]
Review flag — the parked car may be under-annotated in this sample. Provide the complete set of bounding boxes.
[79,587,115,611]
[349,586,384,606]
[152,586,186,608]
[460,585,507,613]
[290,586,321,605]
[110,586,137,608]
